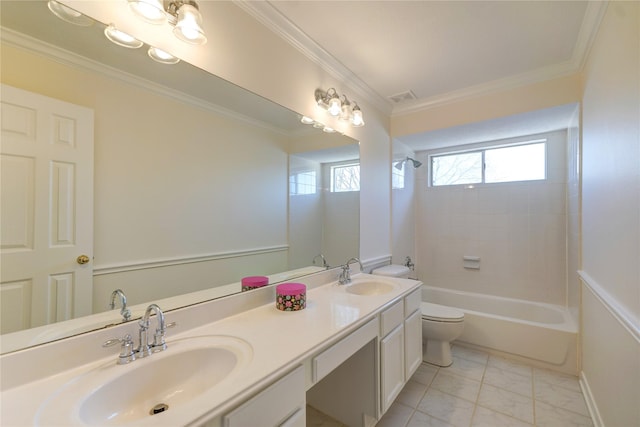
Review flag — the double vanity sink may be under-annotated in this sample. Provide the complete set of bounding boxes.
[1,271,421,426]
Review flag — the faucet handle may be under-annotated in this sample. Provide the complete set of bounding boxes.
[152,321,177,353]
[103,334,136,365]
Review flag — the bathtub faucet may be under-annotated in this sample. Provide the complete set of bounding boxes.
[339,257,363,285]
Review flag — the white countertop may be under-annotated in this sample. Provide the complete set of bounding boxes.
[0,273,421,426]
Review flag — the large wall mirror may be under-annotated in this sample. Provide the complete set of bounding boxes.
[0,1,359,353]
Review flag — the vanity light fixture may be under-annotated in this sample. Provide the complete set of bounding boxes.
[104,24,144,48]
[128,0,207,45]
[47,0,94,26]
[315,88,365,127]
[148,46,180,64]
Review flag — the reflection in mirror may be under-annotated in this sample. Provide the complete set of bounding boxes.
[289,141,360,271]
[0,0,359,354]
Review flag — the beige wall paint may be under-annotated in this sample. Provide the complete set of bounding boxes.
[63,0,393,265]
[580,1,640,426]
[390,74,582,138]
[1,43,290,310]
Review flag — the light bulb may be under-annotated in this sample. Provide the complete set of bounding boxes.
[173,4,207,45]
[128,0,165,24]
[104,24,144,49]
[328,97,341,116]
[351,108,364,127]
[148,47,180,64]
[47,0,94,26]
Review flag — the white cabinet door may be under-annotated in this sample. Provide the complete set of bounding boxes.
[1,84,94,333]
[380,324,405,413]
[223,366,305,427]
[404,309,423,379]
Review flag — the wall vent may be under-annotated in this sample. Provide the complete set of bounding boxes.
[388,90,417,104]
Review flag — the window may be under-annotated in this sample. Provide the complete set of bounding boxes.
[430,141,546,187]
[331,163,360,192]
[392,163,405,189]
[289,170,316,195]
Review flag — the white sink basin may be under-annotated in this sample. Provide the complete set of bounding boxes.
[35,335,253,426]
[344,279,396,296]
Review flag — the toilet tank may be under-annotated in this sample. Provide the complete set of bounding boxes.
[371,264,411,279]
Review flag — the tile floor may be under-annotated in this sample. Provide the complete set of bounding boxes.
[376,345,593,427]
[308,344,594,427]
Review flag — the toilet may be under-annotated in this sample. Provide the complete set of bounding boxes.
[420,301,464,367]
[371,264,465,367]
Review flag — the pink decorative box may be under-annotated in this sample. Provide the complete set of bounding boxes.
[276,283,306,311]
[241,276,269,292]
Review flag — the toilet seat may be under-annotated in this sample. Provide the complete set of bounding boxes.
[421,302,464,323]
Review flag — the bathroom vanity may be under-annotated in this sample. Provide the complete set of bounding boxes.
[0,269,422,426]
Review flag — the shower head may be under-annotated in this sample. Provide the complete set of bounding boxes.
[395,156,422,169]
[408,158,423,168]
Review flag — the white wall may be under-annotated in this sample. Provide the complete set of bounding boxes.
[579,2,640,426]
[566,106,581,325]
[416,131,568,305]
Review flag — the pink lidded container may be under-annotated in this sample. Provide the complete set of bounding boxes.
[241,276,269,292]
[276,283,306,311]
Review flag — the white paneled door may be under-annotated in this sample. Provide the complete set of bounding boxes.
[1,84,94,334]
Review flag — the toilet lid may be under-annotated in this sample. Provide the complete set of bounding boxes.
[421,302,464,322]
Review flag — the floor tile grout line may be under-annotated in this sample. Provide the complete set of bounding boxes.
[396,353,591,427]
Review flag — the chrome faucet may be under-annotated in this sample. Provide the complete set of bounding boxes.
[109,289,131,322]
[338,257,363,285]
[313,254,329,269]
[404,256,415,271]
[137,304,167,357]
[103,334,136,365]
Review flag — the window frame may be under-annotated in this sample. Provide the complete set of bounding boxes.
[330,161,360,193]
[428,139,547,188]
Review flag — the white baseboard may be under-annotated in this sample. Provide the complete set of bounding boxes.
[579,371,604,427]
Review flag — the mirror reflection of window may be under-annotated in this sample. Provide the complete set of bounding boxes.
[392,163,405,189]
[331,163,360,192]
[289,170,317,195]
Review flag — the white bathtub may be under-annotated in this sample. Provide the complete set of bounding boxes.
[422,285,578,374]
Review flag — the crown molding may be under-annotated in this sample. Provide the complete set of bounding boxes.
[236,0,607,119]
[570,0,609,71]
[391,1,607,117]
[390,60,579,116]
[1,28,289,135]
[234,0,393,116]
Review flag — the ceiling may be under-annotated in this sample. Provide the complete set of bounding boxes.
[244,0,604,151]
[4,1,605,152]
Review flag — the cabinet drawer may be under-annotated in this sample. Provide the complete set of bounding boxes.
[223,366,304,427]
[404,287,421,317]
[380,300,403,337]
[312,317,378,383]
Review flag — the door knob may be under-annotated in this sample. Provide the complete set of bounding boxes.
[77,255,90,265]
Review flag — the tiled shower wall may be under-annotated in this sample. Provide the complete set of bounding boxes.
[415,130,568,306]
